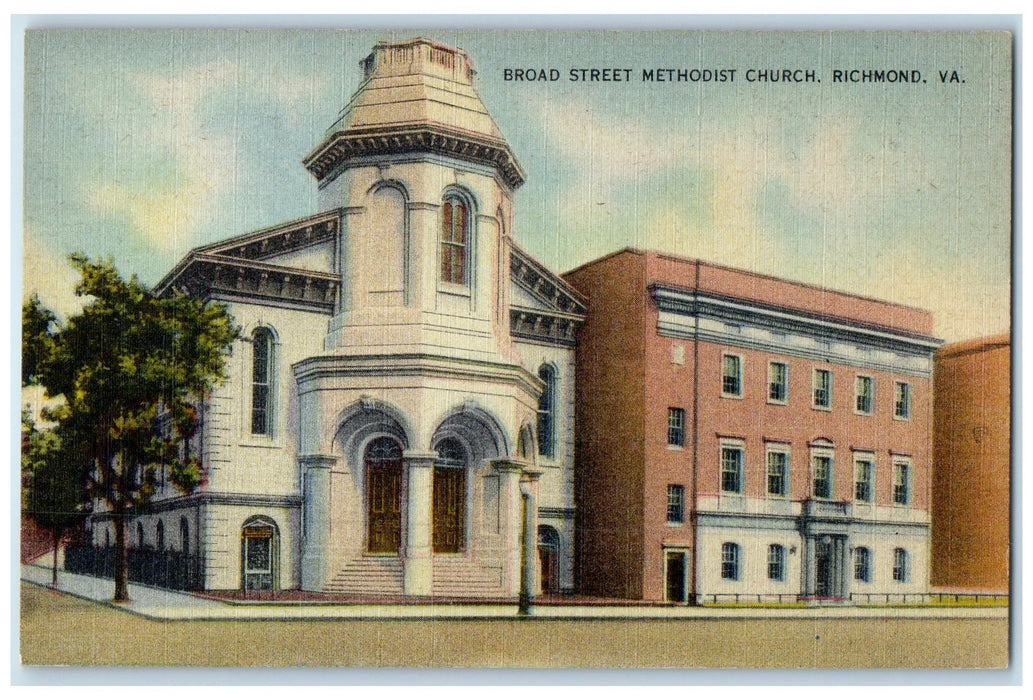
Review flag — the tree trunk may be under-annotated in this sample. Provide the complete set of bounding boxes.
[51,528,60,587]
[113,508,129,602]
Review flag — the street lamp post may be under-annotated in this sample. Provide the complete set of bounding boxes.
[518,477,532,616]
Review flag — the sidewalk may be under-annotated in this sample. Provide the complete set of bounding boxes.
[21,563,1009,622]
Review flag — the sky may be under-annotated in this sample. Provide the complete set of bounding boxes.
[21,28,1012,343]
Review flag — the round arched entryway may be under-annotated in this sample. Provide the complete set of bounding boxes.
[364,436,405,554]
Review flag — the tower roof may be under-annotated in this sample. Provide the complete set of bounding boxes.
[304,38,525,189]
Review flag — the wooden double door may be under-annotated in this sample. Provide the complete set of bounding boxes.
[432,467,465,554]
[365,438,466,555]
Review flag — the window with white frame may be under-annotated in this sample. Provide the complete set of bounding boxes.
[893,461,911,505]
[722,354,742,397]
[813,368,832,409]
[854,457,874,503]
[721,445,743,494]
[893,548,909,582]
[251,327,274,435]
[768,361,788,403]
[667,485,685,524]
[440,195,470,285]
[854,375,874,415]
[854,547,871,582]
[894,381,912,420]
[537,365,556,458]
[767,544,785,581]
[812,453,833,499]
[766,449,788,497]
[721,542,740,580]
[667,408,685,447]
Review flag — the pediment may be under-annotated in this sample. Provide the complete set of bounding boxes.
[509,244,586,346]
[197,210,340,270]
[510,244,587,317]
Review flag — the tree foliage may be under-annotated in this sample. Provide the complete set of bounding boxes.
[22,293,57,386]
[22,417,89,585]
[27,254,239,600]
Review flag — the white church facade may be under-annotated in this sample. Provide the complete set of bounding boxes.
[89,38,585,597]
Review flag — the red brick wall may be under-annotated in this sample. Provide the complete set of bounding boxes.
[931,336,1010,592]
[565,250,649,598]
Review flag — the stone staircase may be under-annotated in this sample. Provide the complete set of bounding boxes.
[324,556,404,596]
[432,556,506,598]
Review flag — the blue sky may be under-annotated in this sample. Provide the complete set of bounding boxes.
[22,29,1011,342]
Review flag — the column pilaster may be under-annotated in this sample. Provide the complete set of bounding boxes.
[300,454,337,591]
[404,451,437,595]
[521,469,543,598]
[493,459,526,595]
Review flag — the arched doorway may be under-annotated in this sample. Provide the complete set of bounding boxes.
[366,436,404,554]
[241,515,279,591]
[538,525,560,594]
[433,437,467,553]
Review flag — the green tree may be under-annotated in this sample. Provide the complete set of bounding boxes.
[34,255,238,601]
[22,420,88,586]
[22,293,57,386]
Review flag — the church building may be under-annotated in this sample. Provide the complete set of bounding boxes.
[91,38,585,598]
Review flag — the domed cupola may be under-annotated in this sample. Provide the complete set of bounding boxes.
[303,37,525,191]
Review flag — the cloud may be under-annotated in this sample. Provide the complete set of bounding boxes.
[80,59,326,253]
[21,228,84,320]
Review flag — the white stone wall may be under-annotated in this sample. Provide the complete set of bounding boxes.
[201,504,300,590]
[512,338,577,591]
[204,301,328,497]
[695,519,931,599]
[696,524,803,599]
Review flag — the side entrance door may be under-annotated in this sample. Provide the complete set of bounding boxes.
[665,550,687,603]
[366,437,403,554]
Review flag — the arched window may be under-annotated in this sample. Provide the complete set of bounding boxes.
[156,520,165,552]
[537,365,556,458]
[251,328,273,435]
[854,547,871,582]
[538,525,561,594]
[440,195,469,285]
[180,517,190,555]
[137,522,145,549]
[721,542,740,580]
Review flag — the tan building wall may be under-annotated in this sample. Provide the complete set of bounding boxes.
[931,335,1011,593]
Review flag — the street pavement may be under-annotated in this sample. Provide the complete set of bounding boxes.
[20,562,1009,622]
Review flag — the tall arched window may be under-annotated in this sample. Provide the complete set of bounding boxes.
[156,520,165,552]
[440,195,469,285]
[136,522,145,549]
[537,365,556,458]
[251,328,273,435]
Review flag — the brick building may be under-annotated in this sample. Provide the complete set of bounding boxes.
[930,335,1011,593]
[565,249,941,603]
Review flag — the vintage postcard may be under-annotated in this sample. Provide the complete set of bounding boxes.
[18,26,1012,671]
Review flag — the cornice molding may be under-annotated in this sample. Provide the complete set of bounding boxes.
[195,210,340,262]
[511,245,587,316]
[92,491,303,517]
[156,253,339,315]
[304,123,526,190]
[650,285,941,377]
[292,352,543,399]
[510,306,582,347]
